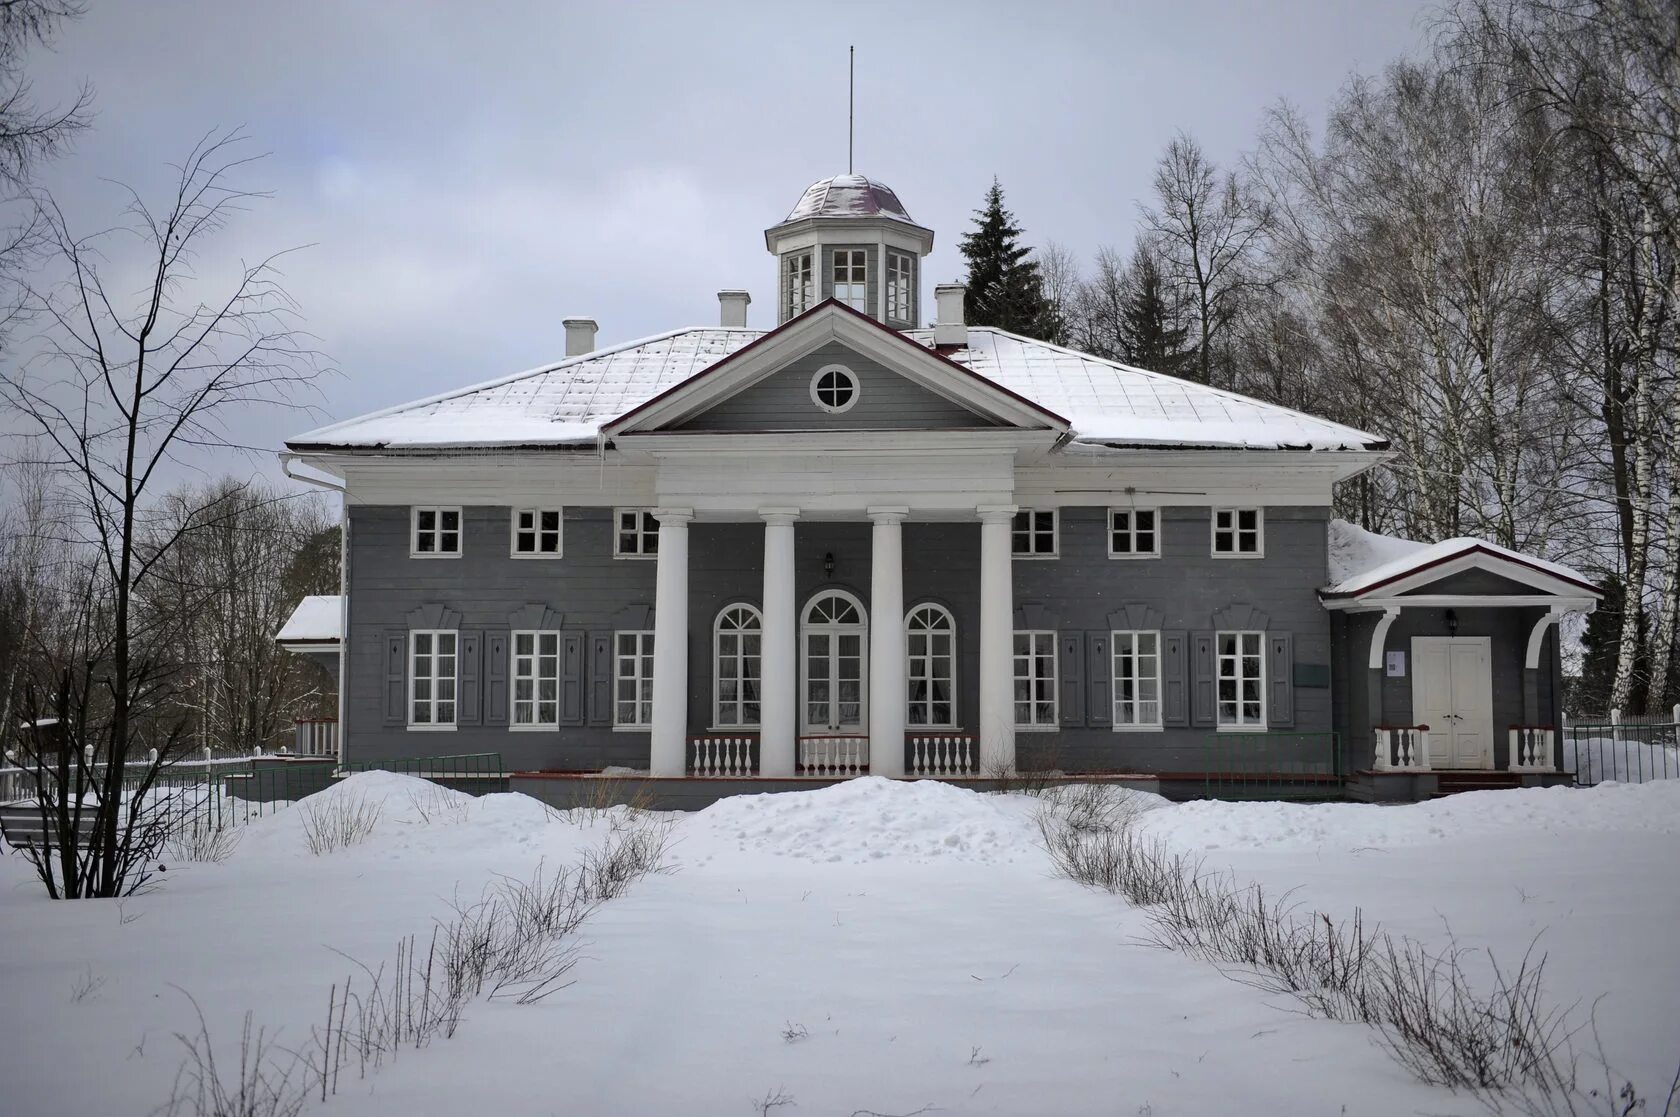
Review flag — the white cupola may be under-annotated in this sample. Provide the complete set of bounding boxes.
[764,174,935,328]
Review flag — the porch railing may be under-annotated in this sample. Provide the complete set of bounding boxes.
[1508,726,1556,772]
[292,718,339,757]
[907,734,977,777]
[688,736,758,777]
[798,734,868,777]
[1373,725,1430,771]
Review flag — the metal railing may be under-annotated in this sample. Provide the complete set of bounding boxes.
[1563,719,1680,786]
[337,752,504,779]
[1195,732,1342,800]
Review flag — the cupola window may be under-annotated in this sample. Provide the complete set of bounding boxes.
[833,248,868,312]
[886,250,913,322]
[810,364,859,414]
[783,251,814,318]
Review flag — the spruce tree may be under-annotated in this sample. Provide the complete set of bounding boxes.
[958,179,1054,339]
[1117,244,1191,374]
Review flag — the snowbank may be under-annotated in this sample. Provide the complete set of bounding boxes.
[693,775,1037,865]
[1136,778,1680,852]
[1326,518,1430,586]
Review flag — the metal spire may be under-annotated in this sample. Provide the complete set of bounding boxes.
[848,45,854,174]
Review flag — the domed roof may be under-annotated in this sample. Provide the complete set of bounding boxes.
[779,174,920,226]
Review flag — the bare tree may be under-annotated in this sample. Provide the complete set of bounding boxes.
[0,132,322,897]
[1140,133,1272,389]
[1032,240,1080,347]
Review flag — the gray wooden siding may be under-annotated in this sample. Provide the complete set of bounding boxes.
[344,503,1353,776]
[344,505,658,771]
[675,340,997,432]
[1010,506,1335,773]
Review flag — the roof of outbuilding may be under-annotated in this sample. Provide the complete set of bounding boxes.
[286,316,1388,453]
[777,174,922,227]
[1323,520,1599,598]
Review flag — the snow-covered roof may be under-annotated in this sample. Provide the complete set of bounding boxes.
[276,595,343,644]
[287,321,1388,453]
[778,174,921,227]
[1324,520,1598,598]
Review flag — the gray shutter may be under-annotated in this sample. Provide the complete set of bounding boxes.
[1162,630,1188,727]
[560,632,586,727]
[383,630,407,725]
[484,632,509,725]
[1058,631,1084,726]
[1085,631,1112,728]
[457,630,482,725]
[1191,632,1216,727]
[588,632,613,726]
[1268,633,1294,727]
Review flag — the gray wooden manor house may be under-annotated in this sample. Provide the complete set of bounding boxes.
[279,173,1599,803]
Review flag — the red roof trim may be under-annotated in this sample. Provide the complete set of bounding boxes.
[1321,542,1602,600]
[602,298,1071,434]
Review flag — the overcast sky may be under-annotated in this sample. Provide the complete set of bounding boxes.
[24,0,1437,478]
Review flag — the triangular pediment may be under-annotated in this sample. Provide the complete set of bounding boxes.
[603,300,1068,438]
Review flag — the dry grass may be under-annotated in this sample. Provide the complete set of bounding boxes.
[300,791,382,855]
[1035,793,1679,1114]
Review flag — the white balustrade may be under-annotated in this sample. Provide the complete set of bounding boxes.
[294,719,339,757]
[689,736,758,778]
[909,735,976,776]
[798,735,869,777]
[1373,726,1430,771]
[1508,726,1555,772]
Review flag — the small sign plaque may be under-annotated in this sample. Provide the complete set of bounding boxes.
[1385,650,1406,677]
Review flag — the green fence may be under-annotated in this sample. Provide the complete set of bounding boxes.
[1194,732,1343,801]
[1562,721,1680,786]
[338,752,505,780]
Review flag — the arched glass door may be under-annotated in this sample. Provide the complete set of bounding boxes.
[801,591,868,734]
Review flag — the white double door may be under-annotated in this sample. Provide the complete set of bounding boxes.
[1411,636,1494,769]
[801,591,868,736]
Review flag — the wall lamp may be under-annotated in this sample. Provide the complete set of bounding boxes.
[823,552,836,579]
[1445,608,1459,637]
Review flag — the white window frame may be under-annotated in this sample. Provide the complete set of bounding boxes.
[1216,630,1267,729]
[1013,629,1059,730]
[809,364,860,414]
[784,250,814,318]
[886,250,913,322]
[1108,507,1161,559]
[833,247,868,312]
[712,604,762,730]
[905,603,958,729]
[613,631,655,729]
[1111,630,1163,730]
[1212,507,1264,558]
[1011,508,1058,559]
[613,508,660,559]
[410,506,462,558]
[510,629,561,729]
[510,507,563,558]
[408,629,458,729]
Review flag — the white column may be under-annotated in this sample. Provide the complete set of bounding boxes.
[977,505,1018,776]
[758,508,799,777]
[649,508,692,777]
[868,507,909,778]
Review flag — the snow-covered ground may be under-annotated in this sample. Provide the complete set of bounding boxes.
[2,774,1677,1116]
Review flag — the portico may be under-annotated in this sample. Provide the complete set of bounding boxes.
[645,500,1019,778]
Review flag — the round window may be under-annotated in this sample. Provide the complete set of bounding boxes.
[810,364,859,414]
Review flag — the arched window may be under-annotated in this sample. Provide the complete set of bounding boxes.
[714,604,762,728]
[906,603,956,727]
[801,590,868,732]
